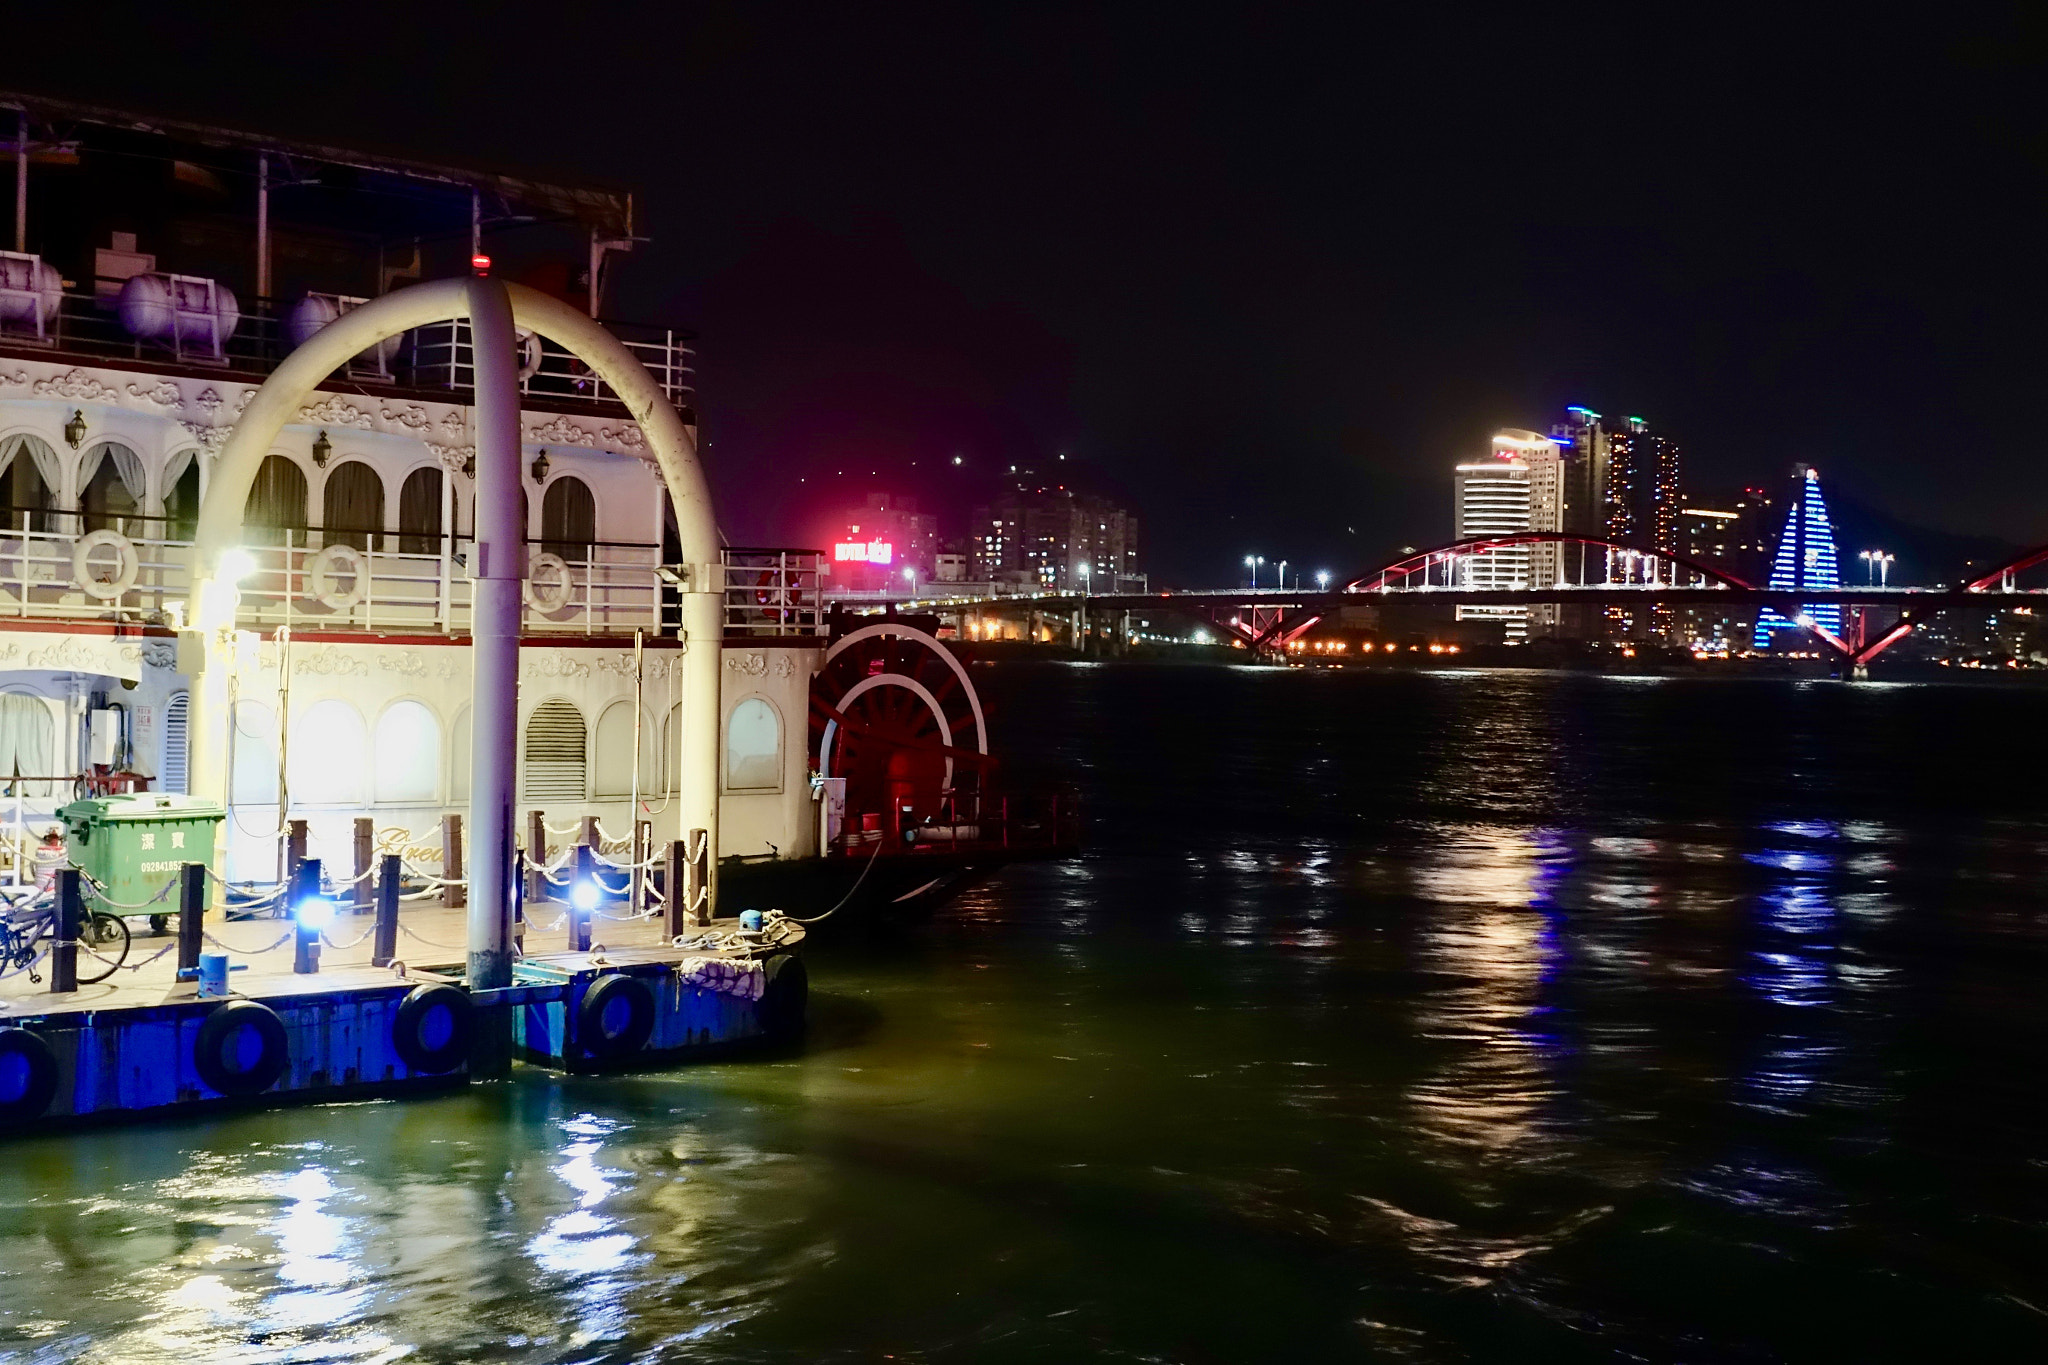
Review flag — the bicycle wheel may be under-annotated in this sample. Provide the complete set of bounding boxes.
[77,913,129,985]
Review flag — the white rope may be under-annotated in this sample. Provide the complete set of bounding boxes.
[79,872,180,911]
[320,922,377,950]
[396,922,465,951]
[542,820,584,836]
[203,927,294,955]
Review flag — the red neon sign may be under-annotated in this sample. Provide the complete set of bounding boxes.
[834,540,894,564]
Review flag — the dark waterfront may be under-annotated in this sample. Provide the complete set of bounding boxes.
[7,664,2048,1361]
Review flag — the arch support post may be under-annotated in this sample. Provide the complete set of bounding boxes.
[465,275,521,997]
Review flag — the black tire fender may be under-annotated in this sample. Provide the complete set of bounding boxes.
[194,999,290,1096]
[392,983,473,1074]
[758,953,809,1040]
[576,973,655,1059]
[0,1027,58,1120]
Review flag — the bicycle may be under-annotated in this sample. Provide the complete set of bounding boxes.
[0,885,131,985]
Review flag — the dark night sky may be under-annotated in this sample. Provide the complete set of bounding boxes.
[15,5,2048,581]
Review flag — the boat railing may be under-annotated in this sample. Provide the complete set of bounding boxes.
[717,548,826,638]
[0,514,666,636]
[0,289,696,415]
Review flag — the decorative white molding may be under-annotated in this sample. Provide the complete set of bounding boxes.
[524,650,592,681]
[24,636,145,675]
[725,652,768,677]
[297,397,374,429]
[521,415,647,454]
[774,653,798,678]
[429,442,474,472]
[193,387,224,417]
[32,368,120,401]
[125,381,182,410]
[0,369,27,389]
[140,641,177,669]
[177,420,233,452]
[293,646,369,677]
[379,652,430,679]
[379,403,431,433]
[439,410,468,437]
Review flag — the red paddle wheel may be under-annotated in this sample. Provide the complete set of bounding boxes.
[809,622,990,841]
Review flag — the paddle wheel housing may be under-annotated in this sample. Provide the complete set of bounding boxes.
[809,622,990,843]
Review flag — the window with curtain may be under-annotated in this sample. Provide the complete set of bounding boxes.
[287,699,367,805]
[592,701,659,798]
[542,476,596,562]
[163,450,201,541]
[320,460,385,551]
[0,691,55,796]
[373,700,441,803]
[398,466,441,554]
[0,434,56,533]
[244,455,309,546]
[523,699,586,799]
[79,441,145,535]
[725,697,782,791]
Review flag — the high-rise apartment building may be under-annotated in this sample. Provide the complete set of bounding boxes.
[1453,444,1533,641]
[971,477,1141,591]
[1602,415,1682,638]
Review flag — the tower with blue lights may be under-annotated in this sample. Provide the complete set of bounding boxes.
[1752,465,1842,648]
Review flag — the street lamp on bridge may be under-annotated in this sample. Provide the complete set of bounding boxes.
[1316,570,1331,590]
[1860,549,1894,587]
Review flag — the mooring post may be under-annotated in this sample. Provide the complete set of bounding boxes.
[50,866,80,993]
[687,827,710,927]
[442,812,465,909]
[286,819,308,880]
[292,857,322,975]
[352,817,375,915]
[663,838,686,939]
[512,848,527,956]
[630,818,650,916]
[526,809,548,903]
[372,852,400,967]
[579,814,601,850]
[572,843,595,952]
[178,861,205,978]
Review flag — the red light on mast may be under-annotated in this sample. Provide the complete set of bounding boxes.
[471,253,492,274]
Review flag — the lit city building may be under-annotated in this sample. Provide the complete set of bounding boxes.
[1453,440,1533,641]
[1603,415,1682,638]
[1753,465,1844,648]
[971,477,1141,591]
[827,492,939,590]
[1542,404,1612,639]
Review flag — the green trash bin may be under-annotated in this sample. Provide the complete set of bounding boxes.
[61,794,223,920]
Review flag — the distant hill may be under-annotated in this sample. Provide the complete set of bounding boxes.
[1824,487,2026,588]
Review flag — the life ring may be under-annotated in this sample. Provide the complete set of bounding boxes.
[307,542,367,610]
[576,972,655,1060]
[193,999,290,1096]
[754,571,806,622]
[0,1027,58,1120]
[392,983,472,1074]
[525,551,573,613]
[757,953,809,1040]
[515,328,543,381]
[72,529,139,600]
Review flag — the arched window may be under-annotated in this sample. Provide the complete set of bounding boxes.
[0,690,55,796]
[79,441,145,535]
[592,701,659,798]
[725,697,782,791]
[398,467,442,554]
[523,699,586,799]
[230,700,278,806]
[373,700,441,803]
[450,706,472,803]
[162,450,202,541]
[244,455,309,546]
[160,691,190,795]
[287,699,367,805]
[321,460,384,552]
[542,476,596,562]
[0,434,56,533]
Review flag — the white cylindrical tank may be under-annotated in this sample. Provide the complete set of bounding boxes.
[0,254,62,331]
[116,273,241,351]
[286,293,399,367]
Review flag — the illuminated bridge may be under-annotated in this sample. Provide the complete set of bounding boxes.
[859,532,2048,670]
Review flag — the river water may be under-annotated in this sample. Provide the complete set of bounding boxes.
[5,664,2048,1362]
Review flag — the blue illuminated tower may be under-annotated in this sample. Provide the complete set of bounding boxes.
[1752,465,1842,648]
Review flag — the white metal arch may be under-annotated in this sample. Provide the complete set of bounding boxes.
[823,620,988,757]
